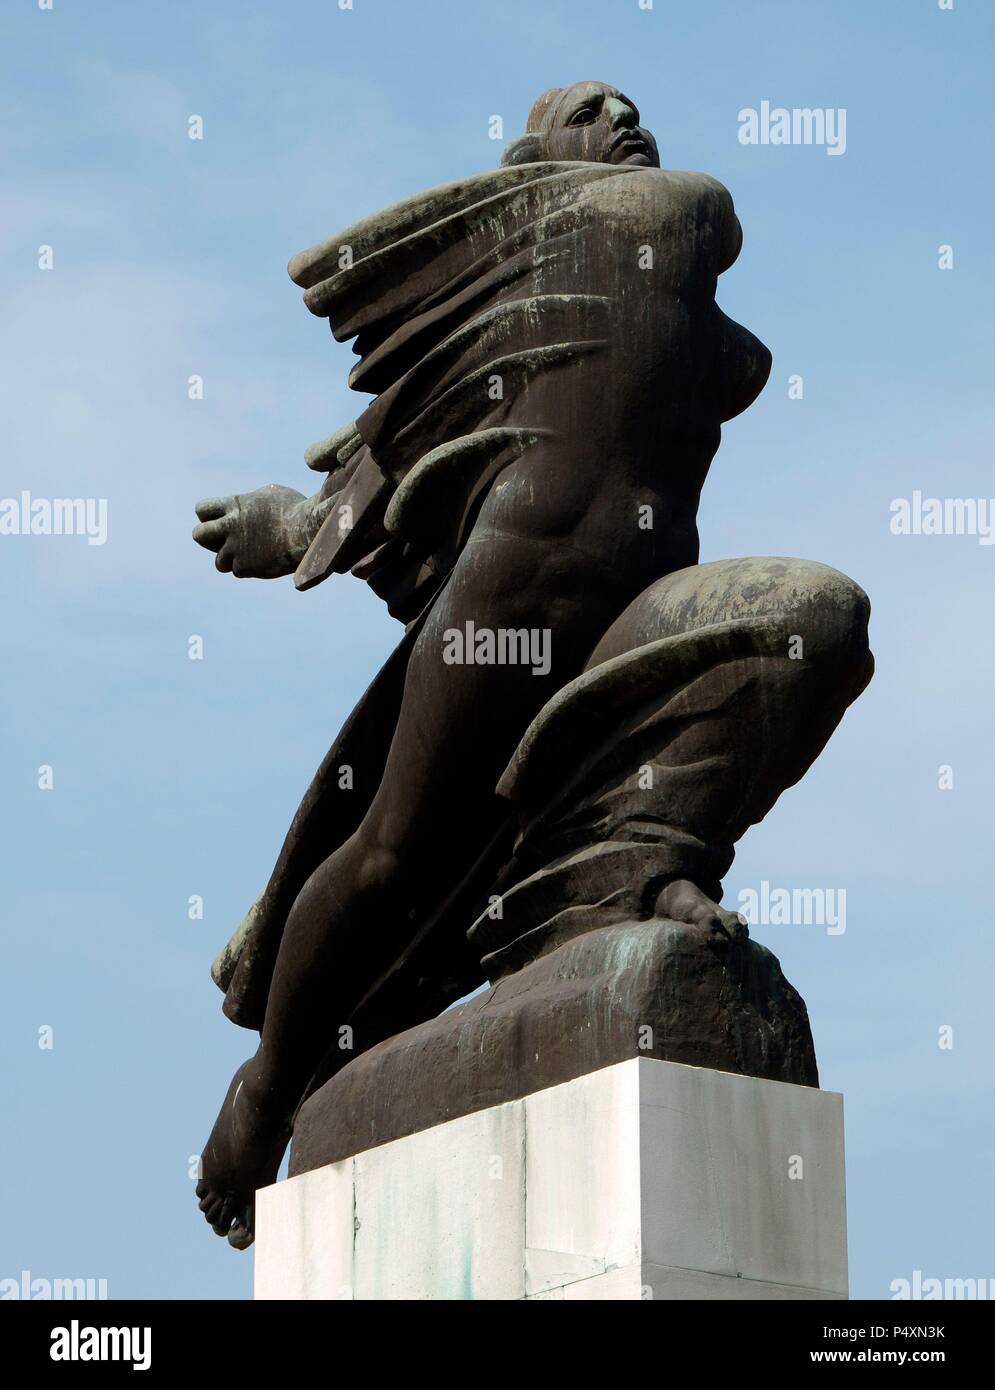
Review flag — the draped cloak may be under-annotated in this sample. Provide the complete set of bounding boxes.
[212,160,767,1041]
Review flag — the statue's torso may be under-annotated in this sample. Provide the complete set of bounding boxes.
[461,168,771,592]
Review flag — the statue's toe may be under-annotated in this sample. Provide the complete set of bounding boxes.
[228,1215,254,1250]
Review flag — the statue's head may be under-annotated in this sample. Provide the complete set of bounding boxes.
[502,81,660,169]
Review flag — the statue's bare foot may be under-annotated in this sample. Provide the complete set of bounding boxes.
[654,878,749,947]
[196,1060,291,1250]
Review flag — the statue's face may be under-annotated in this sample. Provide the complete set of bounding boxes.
[544,82,659,167]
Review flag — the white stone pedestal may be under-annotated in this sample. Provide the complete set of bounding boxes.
[255,1058,847,1300]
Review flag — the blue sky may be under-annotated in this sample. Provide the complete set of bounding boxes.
[2,0,992,1300]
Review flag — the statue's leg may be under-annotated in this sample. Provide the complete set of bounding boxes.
[584,555,873,850]
[483,556,872,969]
[197,531,629,1243]
[618,557,873,931]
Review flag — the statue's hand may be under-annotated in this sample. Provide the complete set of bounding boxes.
[193,485,312,579]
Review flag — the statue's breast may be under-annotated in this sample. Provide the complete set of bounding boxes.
[560,169,770,420]
[565,168,743,301]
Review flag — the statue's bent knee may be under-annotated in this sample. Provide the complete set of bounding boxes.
[585,555,872,677]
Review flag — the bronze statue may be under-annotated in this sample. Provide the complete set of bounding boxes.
[192,82,872,1248]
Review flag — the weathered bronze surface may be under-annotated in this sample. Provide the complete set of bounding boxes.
[192,83,872,1246]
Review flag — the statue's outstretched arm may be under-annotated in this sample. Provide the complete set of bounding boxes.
[192,423,363,580]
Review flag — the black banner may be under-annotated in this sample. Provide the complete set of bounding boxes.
[3,1299,985,1375]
